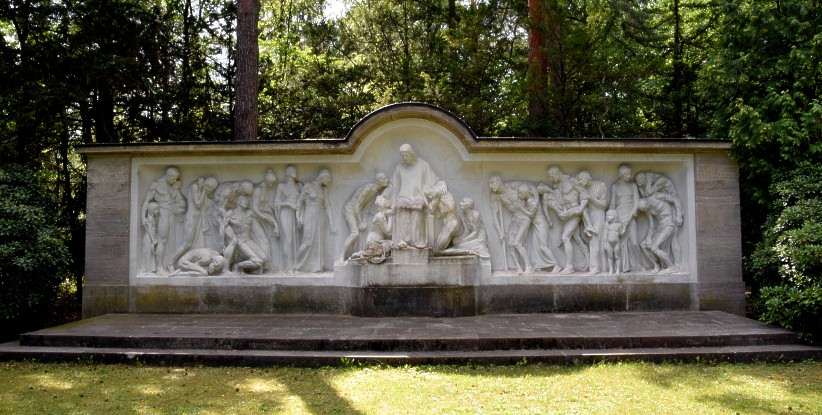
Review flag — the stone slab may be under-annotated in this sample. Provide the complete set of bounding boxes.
[20,311,797,352]
[2,342,818,366]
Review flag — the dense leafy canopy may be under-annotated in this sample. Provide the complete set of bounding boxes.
[0,166,72,335]
[0,0,819,338]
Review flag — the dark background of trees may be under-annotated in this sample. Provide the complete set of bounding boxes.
[0,0,819,340]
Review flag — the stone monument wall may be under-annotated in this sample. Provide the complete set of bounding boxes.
[79,103,743,317]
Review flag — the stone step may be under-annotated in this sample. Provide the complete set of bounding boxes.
[1,342,820,366]
[20,332,799,352]
[18,311,800,352]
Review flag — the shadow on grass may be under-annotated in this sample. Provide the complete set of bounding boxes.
[695,391,786,415]
[635,361,822,414]
[2,362,363,415]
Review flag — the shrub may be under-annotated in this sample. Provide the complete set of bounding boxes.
[759,284,822,343]
[750,162,822,342]
[0,165,71,338]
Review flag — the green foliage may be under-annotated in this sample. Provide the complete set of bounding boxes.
[748,162,822,342]
[749,163,822,287]
[701,0,821,244]
[759,284,822,343]
[700,0,821,337]
[0,165,71,336]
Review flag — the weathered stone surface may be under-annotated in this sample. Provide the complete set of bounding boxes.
[698,281,746,314]
[553,284,629,312]
[626,283,695,311]
[19,311,798,351]
[83,155,131,319]
[356,286,477,317]
[271,286,355,314]
[694,153,744,314]
[81,285,129,318]
[478,285,556,314]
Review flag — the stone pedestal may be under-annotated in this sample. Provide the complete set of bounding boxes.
[343,255,485,316]
[360,254,479,287]
[390,248,430,265]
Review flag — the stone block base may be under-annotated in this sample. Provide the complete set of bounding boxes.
[348,255,482,287]
[355,286,477,317]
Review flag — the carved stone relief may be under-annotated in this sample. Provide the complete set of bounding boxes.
[341,172,390,262]
[140,166,186,273]
[347,143,491,264]
[295,169,335,272]
[491,163,686,275]
[136,151,686,278]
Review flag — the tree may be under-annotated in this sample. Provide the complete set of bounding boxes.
[0,165,71,337]
[233,0,259,141]
[526,0,550,134]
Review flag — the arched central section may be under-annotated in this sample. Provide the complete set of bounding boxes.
[346,103,477,162]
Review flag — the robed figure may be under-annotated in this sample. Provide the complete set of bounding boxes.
[390,144,439,249]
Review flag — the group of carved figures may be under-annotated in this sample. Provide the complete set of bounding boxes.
[344,144,490,264]
[141,165,335,276]
[490,164,684,275]
[140,144,684,277]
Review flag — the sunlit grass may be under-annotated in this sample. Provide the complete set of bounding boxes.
[0,361,820,414]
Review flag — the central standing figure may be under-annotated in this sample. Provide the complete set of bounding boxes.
[390,143,439,249]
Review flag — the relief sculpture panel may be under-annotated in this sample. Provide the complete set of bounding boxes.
[134,143,690,280]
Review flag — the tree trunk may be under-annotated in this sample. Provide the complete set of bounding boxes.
[526,0,549,134]
[447,0,456,27]
[59,111,84,302]
[671,0,684,137]
[180,0,193,129]
[233,0,259,141]
[94,83,117,143]
[79,95,93,144]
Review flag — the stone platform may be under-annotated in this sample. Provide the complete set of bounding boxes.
[2,311,819,365]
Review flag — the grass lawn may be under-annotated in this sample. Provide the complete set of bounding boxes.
[0,360,820,414]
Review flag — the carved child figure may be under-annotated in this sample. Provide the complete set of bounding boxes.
[604,209,623,275]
